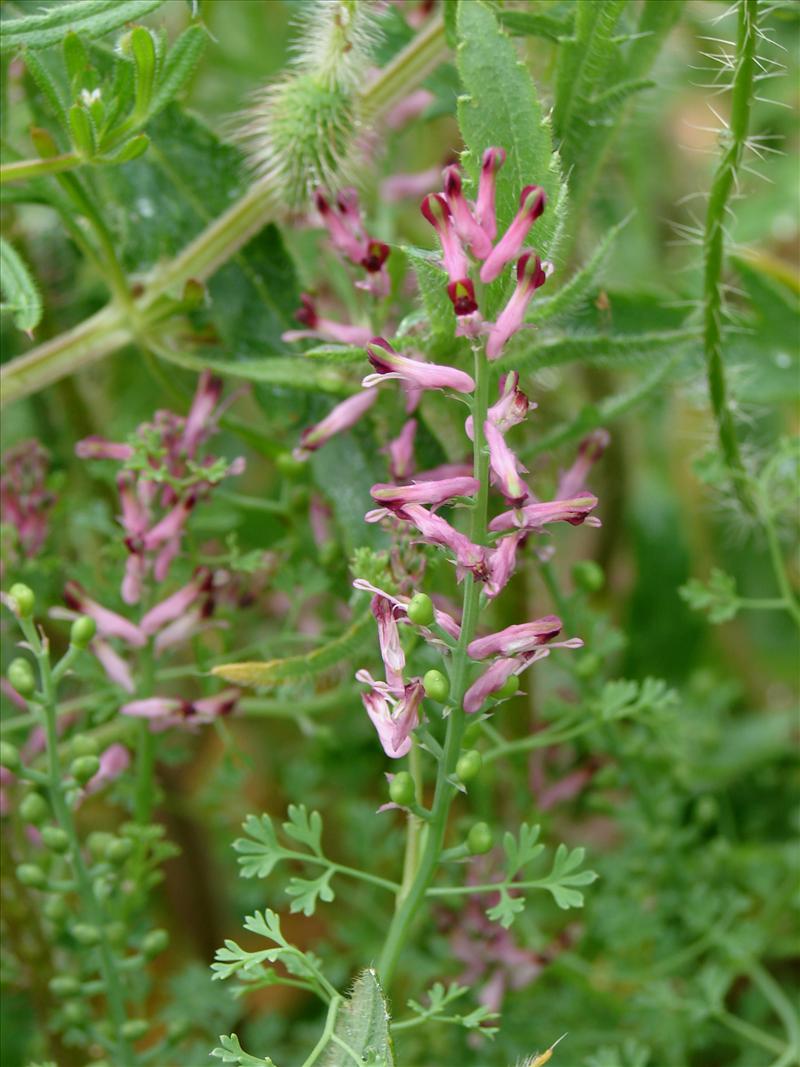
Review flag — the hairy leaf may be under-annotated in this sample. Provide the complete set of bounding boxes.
[325,970,395,1067]
[1,0,165,55]
[0,239,42,333]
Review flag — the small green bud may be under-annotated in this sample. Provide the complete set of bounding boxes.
[62,999,89,1025]
[71,734,99,758]
[572,559,605,594]
[276,451,305,478]
[8,583,35,617]
[467,821,493,855]
[17,863,46,888]
[462,721,483,747]
[19,792,49,825]
[388,771,415,807]
[70,755,100,785]
[456,749,482,783]
[121,1019,148,1041]
[44,896,69,923]
[423,668,450,703]
[71,923,101,946]
[494,674,520,700]
[142,928,169,957]
[87,831,114,859]
[407,592,434,627]
[41,826,70,853]
[106,921,127,947]
[69,615,96,648]
[49,975,81,997]
[7,657,36,698]
[0,741,21,771]
[105,837,134,864]
[575,653,601,679]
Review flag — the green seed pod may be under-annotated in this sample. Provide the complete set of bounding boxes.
[423,668,450,703]
[8,583,35,617]
[121,1019,148,1041]
[62,999,89,1025]
[407,592,434,627]
[7,657,36,698]
[44,896,69,923]
[388,771,415,807]
[0,741,20,771]
[71,734,99,758]
[467,821,493,855]
[70,755,100,785]
[19,792,49,825]
[572,559,605,593]
[456,749,482,783]
[69,615,96,649]
[41,826,70,853]
[71,923,101,946]
[87,831,114,859]
[462,721,483,748]
[17,863,46,888]
[142,928,169,957]
[49,974,82,998]
[105,837,134,864]
[495,674,520,700]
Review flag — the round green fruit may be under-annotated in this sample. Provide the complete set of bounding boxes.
[8,583,35,617]
[41,827,70,853]
[70,755,100,785]
[467,822,494,855]
[7,658,36,698]
[19,792,49,825]
[17,863,46,888]
[142,928,169,957]
[69,615,96,649]
[423,668,450,703]
[494,674,520,700]
[456,750,482,783]
[0,741,20,771]
[407,593,434,627]
[388,772,415,807]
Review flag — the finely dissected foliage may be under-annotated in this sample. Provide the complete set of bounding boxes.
[0,2,797,1067]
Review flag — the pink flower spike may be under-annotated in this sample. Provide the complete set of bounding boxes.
[63,582,145,647]
[398,503,486,578]
[484,421,528,506]
[371,595,406,677]
[489,493,599,533]
[442,165,493,259]
[468,615,562,659]
[293,391,377,461]
[486,252,548,360]
[371,476,478,510]
[387,419,417,481]
[140,569,212,636]
[364,338,474,393]
[480,185,547,284]
[447,278,479,317]
[420,194,469,283]
[142,495,195,551]
[153,536,181,583]
[476,147,506,242]
[154,608,205,654]
[464,657,524,714]
[414,462,474,482]
[75,436,134,462]
[84,743,131,795]
[92,638,135,692]
[557,429,610,499]
[183,371,223,458]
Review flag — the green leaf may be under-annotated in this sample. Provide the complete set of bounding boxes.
[23,50,69,133]
[211,1033,277,1067]
[325,970,395,1067]
[62,32,89,86]
[456,1,563,260]
[233,814,282,879]
[282,805,324,856]
[543,843,598,910]
[68,102,96,157]
[402,245,456,352]
[154,349,356,397]
[502,823,544,880]
[496,8,574,42]
[98,133,150,165]
[285,869,335,916]
[211,610,372,687]
[149,23,207,116]
[486,887,526,929]
[498,328,699,375]
[679,569,740,624]
[0,239,42,333]
[1,0,166,55]
[130,26,157,118]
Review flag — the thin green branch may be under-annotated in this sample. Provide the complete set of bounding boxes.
[0,152,81,184]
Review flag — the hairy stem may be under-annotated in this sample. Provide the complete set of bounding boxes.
[377,343,490,988]
[702,0,758,512]
[0,152,81,184]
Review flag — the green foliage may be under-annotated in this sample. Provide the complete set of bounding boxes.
[211,1033,278,1067]
[324,970,395,1067]
[400,982,498,1035]
[0,0,166,55]
[0,239,42,332]
[680,569,739,624]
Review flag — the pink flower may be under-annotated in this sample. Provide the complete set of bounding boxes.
[386,419,417,481]
[468,616,562,659]
[364,338,475,393]
[485,532,525,599]
[446,278,479,317]
[0,440,56,568]
[420,194,469,283]
[384,88,435,129]
[475,147,506,242]
[359,675,424,759]
[489,493,599,533]
[371,594,405,683]
[371,476,478,510]
[396,502,486,579]
[75,437,134,461]
[486,253,548,360]
[557,430,610,499]
[463,656,525,714]
[293,390,377,461]
[480,186,547,284]
[283,294,373,347]
[92,638,135,692]
[83,744,131,795]
[488,372,533,432]
[121,689,239,727]
[484,421,528,505]
[442,165,493,259]
[63,582,145,647]
[140,569,213,636]
[183,371,223,458]
[314,188,367,264]
[381,166,441,203]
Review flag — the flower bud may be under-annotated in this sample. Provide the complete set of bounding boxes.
[71,734,99,758]
[142,928,169,957]
[17,863,47,888]
[407,592,434,626]
[456,749,482,783]
[462,722,483,747]
[467,821,493,855]
[87,831,114,859]
[41,826,70,853]
[105,837,134,864]
[70,615,96,648]
[62,1000,89,1025]
[70,755,101,785]
[71,923,101,946]
[388,771,415,807]
[8,583,35,617]
[0,741,20,771]
[423,669,450,703]
[19,792,49,824]
[7,658,36,698]
[49,975,81,997]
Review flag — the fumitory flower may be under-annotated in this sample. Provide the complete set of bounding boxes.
[283,293,373,347]
[489,494,599,534]
[363,338,475,393]
[314,188,390,296]
[486,252,548,360]
[357,670,424,759]
[293,390,377,461]
[480,185,547,283]
[0,439,56,571]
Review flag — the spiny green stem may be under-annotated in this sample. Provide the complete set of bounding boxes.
[702,0,758,513]
[377,343,491,988]
[0,152,80,184]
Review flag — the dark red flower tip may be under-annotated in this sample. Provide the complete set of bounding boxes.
[295,293,318,328]
[420,192,450,228]
[442,165,463,198]
[361,240,390,273]
[313,190,331,215]
[519,185,547,219]
[482,146,506,174]
[516,252,547,289]
[447,278,478,316]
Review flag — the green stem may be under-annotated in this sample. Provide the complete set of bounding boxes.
[0,18,449,408]
[19,618,136,1067]
[377,342,491,988]
[301,996,342,1067]
[747,960,800,1059]
[713,1010,788,1058]
[759,503,800,630]
[397,739,425,908]
[0,152,81,184]
[702,0,758,513]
